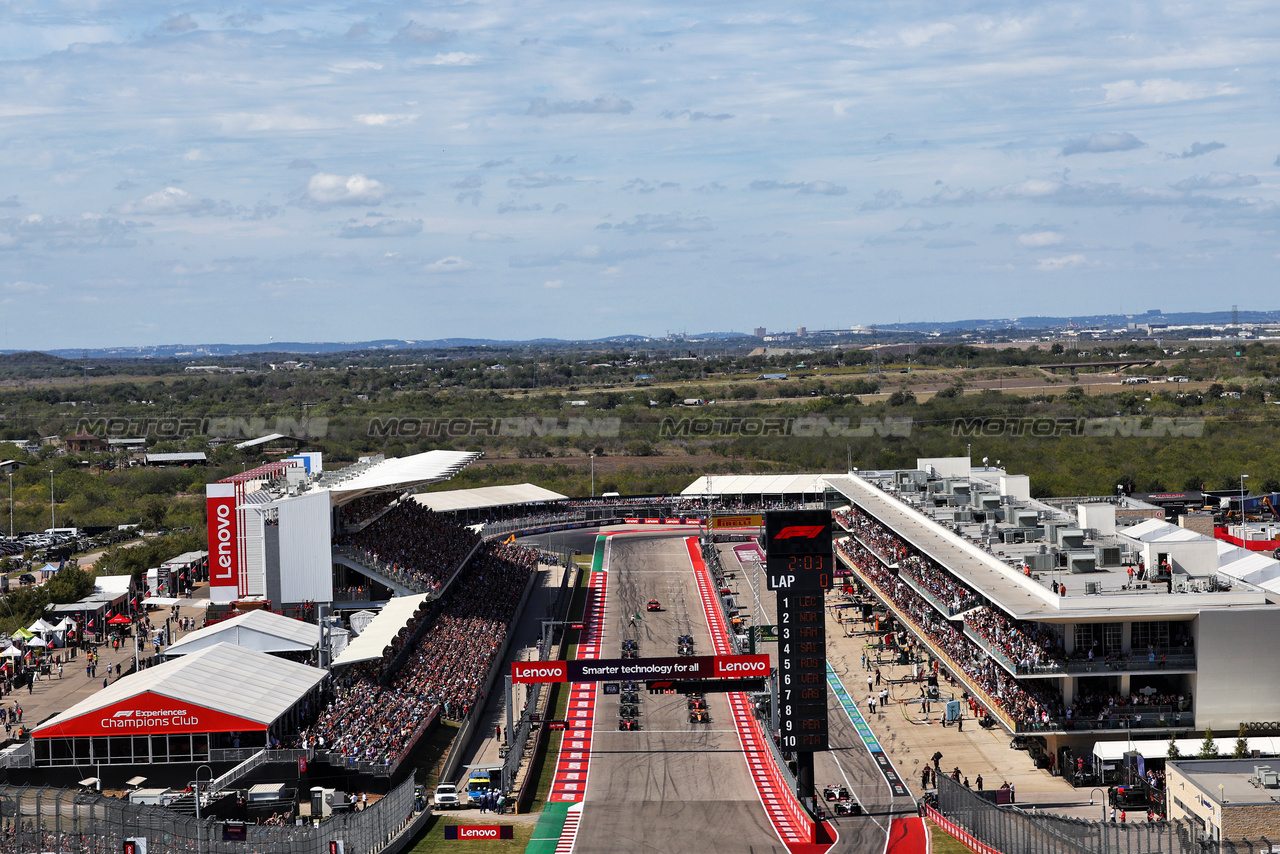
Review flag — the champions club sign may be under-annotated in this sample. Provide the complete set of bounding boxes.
[511,654,770,684]
[33,691,260,739]
[205,483,240,604]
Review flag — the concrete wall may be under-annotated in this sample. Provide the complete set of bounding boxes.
[1196,608,1280,730]
[1079,503,1117,536]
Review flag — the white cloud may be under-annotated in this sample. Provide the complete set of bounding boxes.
[355,113,419,126]
[1037,254,1091,271]
[339,218,423,238]
[543,279,563,288]
[304,173,388,207]
[115,187,227,216]
[526,96,633,117]
[1170,173,1259,192]
[469,231,515,243]
[329,60,383,74]
[1103,79,1239,105]
[898,22,955,48]
[425,256,472,273]
[1018,231,1064,247]
[411,53,481,67]
[217,112,327,133]
[1061,133,1146,156]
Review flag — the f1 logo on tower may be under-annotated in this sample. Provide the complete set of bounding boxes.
[773,526,826,540]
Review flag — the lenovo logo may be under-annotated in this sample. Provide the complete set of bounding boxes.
[714,655,770,677]
[773,525,825,540]
[511,662,568,683]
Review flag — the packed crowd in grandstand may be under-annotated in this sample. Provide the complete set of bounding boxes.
[836,528,1187,730]
[338,503,480,592]
[837,508,982,614]
[302,542,539,766]
[337,493,402,529]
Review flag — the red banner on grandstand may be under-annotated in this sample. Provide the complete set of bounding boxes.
[206,483,239,604]
[33,690,262,739]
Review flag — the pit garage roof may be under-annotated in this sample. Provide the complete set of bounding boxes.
[681,473,832,498]
[328,450,481,505]
[413,483,567,514]
[163,609,319,657]
[145,452,207,464]
[33,643,326,737]
[331,593,430,667]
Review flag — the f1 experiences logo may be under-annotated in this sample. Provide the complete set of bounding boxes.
[101,708,198,729]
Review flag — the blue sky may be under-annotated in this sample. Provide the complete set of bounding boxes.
[0,2,1276,348]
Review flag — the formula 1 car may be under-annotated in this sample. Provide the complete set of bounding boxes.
[823,785,851,801]
[832,800,861,816]
[621,639,639,652]
[621,648,638,659]
[678,643,696,656]
[618,718,639,731]
[621,682,640,692]
[677,634,694,646]
[688,697,707,711]
[619,704,640,718]
[620,691,640,704]
[647,599,662,612]
[689,709,711,724]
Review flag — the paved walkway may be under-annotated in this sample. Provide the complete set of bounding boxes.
[821,598,1109,822]
[2,583,213,730]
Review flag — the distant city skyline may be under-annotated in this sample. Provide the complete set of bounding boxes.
[0,2,1276,350]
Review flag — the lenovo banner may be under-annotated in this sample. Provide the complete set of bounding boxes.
[512,654,771,684]
[205,483,239,604]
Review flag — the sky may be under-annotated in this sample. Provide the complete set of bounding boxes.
[0,1,1277,349]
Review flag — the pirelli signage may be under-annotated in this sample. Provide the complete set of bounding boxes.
[710,514,764,530]
[766,510,831,752]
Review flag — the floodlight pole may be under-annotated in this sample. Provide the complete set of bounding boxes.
[8,472,12,539]
[49,469,54,530]
[1240,474,1250,534]
[589,454,594,498]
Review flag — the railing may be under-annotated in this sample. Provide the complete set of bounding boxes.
[0,774,420,854]
[900,568,980,617]
[0,738,34,768]
[209,748,311,792]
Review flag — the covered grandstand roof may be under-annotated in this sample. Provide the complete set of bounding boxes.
[413,483,567,514]
[331,593,430,667]
[327,450,481,505]
[163,609,319,657]
[681,473,832,498]
[33,643,326,738]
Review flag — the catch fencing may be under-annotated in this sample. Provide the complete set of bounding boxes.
[936,774,1274,854]
[0,773,418,854]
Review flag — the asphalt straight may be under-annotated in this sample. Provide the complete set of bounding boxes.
[725,542,900,854]
[573,531,788,854]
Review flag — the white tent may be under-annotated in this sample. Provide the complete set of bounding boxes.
[27,619,55,634]
[1,647,23,658]
[25,637,47,648]
[53,617,75,633]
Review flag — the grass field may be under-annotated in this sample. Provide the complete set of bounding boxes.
[928,818,972,854]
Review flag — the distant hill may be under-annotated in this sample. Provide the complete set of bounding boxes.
[0,351,72,370]
[0,311,1273,359]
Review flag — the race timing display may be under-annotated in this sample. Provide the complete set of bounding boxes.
[766,509,832,752]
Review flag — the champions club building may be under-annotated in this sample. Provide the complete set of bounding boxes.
[31,643,327,768]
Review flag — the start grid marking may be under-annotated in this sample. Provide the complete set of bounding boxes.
[685,538,822,850]
[549,545,609,808]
